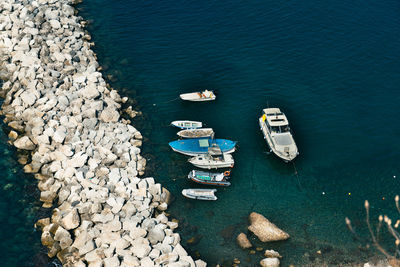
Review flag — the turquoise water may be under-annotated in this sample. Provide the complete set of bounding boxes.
[0,0,399,266]
[76,0,400,265]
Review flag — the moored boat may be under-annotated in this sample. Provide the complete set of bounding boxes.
[182,188,217,200]
[177,128,214,139]
[169,138,236,156]
[259,108,298,162]
[180,90,216,102]
[188,153,234,169]
[171,120,202,129]
[188,170,231,186]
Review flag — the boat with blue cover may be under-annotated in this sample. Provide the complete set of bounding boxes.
[169,138,237,156]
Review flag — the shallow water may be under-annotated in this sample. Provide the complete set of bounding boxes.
[77,0,400,265]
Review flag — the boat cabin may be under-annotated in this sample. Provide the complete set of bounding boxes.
[262,108,290,133]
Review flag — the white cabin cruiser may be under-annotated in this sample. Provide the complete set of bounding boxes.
[259,108,298,162]
[188,153,234,169]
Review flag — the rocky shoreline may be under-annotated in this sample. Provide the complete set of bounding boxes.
[0,0,204,266]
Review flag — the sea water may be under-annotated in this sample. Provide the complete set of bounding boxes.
[76,0,400,265]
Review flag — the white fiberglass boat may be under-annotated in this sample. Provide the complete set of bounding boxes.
[182,188,217,200]
[171,120,202,129]
[180,90,216,101]
[188,153,234,169]
[177,128,214,139]
[259,108,299,162]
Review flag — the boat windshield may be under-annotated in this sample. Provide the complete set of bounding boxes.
[271,125,290,133]
[266,112,283,116]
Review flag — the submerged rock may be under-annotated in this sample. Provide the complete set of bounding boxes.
[260,257,280,267]
[264,249,282,258]
[248,212,289,242]
[237,233,252,249]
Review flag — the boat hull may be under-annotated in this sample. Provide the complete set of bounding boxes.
[169,138,237,156]
[171,120,203,129]
[182,189,217,200]
[177,128,214,139]
[189,177,231,186]
[171,146,236,156]
[188,170,231,186]
[180,91,216,101]
[188,154,235,169]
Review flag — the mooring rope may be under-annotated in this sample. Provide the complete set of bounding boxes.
[152,97,180,106]
[292,161,304,191]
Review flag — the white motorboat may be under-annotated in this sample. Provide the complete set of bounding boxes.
[180,90,216,101]
[182,188,217,200]
[171,120,202,129]
[259,108,299,162]
[177,128,214,139]
[188,170,231,186]
[188,153,234,169]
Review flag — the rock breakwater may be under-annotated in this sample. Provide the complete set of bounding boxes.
[0,0,205,266]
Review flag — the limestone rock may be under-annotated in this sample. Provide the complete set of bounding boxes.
[260,257,280,267]
[20,91,37,106]
[122,255,140,266]
[172,243,187,257]
[8,130,18,140]
[130,237,151,259]
[195,259,207,267]
[54,226,73,250]
[104,256,120,267]
[100,107,120,123]
[85,248,104,263]
[248,212,289,242]
[161,187,172,204]
[14,136,35,150]
[148,224,165,245]
[35,217,50,230]
[49,19,61,29]
[157,202,168,211]
[264,249,282,258]
[237,233,252,249]
[41,230,54,247]
[80,84,100,99]
[140,257,154,267]
[61,208,80,230]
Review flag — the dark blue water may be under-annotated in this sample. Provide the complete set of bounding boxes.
[0,102,52,266]
[76,0,400,265]
[1,0,399,266]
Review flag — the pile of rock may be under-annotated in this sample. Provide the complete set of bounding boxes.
[0,0,205,266]
[236,212,289,267]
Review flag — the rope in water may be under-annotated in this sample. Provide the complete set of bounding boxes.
[292,161,303,191]
[152,97,180,106]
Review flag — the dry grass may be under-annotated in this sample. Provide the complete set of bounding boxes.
[345,196,400,266]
